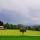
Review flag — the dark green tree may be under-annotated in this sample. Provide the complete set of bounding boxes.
[20,27,26,36]
[28,26,32,30]
[0,21,3,26]
[3,23,10,29]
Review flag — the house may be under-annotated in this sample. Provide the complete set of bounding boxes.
[0,26,4,29]
[0,21,4,29]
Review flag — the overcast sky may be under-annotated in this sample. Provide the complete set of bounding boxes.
[0,0,40,25]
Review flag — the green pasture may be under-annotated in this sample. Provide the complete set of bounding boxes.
[0,30,40,36]
[0,36,40,40]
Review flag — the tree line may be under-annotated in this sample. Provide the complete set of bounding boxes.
[0,21,40,31]
[3,23,40,31]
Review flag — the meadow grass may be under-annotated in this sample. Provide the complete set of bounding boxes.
[0,30,40,36]
[0,36,40,40]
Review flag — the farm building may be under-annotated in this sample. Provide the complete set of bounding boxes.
[0,26,4,29]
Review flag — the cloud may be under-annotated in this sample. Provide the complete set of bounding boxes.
[0,0,40,25]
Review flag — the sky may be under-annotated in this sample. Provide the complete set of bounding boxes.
[0,0,40,25]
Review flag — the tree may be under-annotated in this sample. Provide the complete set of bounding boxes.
[20,27,26,36]
[28,26,32,30]
[10,24,14,29]
[12,25,17,29]
[0,21,3,26]
[35,26,40,31]
[17,24,25,29]
[3,23,10,29]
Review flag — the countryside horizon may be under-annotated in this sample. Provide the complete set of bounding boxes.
[0,0,40,40]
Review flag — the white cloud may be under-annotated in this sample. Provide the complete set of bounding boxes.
[0,0,40,25]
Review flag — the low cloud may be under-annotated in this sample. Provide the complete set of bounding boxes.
[0,0,40,25]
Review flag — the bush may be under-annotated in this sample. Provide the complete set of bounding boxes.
[28,26,32,30]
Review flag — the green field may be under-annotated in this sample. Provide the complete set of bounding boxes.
[0,30,40,36]
[0,30,40,40]
[0,36,40,40]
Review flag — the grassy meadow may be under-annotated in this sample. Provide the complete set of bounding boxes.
[0,30,40,40]
[0,30,40,36]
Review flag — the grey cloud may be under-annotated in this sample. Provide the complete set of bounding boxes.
[0,0,40,25]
